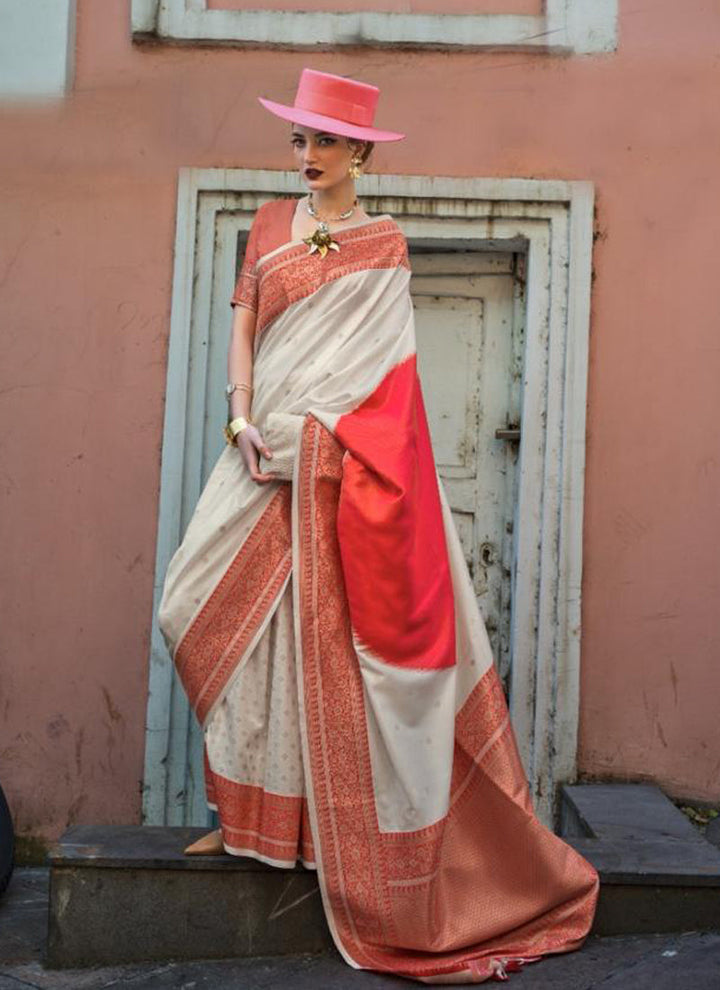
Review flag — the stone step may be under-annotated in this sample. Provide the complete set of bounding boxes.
[46,825,332,969]
[45,785,720,968]
[560,783,720,936]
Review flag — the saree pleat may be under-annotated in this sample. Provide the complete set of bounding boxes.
[203,580,316,869]
[157,200,599,983]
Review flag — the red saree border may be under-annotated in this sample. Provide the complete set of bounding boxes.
[175,485,292,725]
[254,223,409,335]
[203,746,315,867]
[295,416,599,982]
[296,416,394,959]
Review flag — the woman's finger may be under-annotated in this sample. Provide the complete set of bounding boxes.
[246,425,272,459]
[237,428,275,482]
[237,436,259,474]
[249,469,277,484]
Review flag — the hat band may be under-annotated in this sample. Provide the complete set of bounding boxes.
[294,90,374,127]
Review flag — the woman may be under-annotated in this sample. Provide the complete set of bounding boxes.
[157,67,599,984]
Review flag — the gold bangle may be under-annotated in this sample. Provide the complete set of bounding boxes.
[225,382,253,400]
[223,415,252,446]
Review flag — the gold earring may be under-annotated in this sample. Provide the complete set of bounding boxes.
[348,156,362,179]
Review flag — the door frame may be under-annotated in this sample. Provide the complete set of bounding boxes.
[142,167,594,829]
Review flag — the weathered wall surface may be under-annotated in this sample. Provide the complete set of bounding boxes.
[1,0,718,848]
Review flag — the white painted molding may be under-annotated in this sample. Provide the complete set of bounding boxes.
[132,0,158,34]
[132,0,617,54]
[548,0,619,55]
[142,167,595,830]
[0,0,76,99]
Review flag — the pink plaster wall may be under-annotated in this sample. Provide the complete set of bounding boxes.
[1,0,718,846]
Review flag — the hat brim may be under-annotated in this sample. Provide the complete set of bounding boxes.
[257,96,405,142]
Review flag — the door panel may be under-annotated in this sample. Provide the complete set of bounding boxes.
[410,254,522,695]
[414,295,482,472]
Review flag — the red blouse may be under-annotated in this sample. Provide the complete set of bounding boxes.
[230,198,297,313]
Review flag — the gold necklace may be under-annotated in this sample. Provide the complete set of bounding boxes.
[303,195,358,258]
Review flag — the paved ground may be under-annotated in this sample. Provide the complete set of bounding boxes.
[2,868,720,989]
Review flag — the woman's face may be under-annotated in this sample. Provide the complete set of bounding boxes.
[290,124,361,191]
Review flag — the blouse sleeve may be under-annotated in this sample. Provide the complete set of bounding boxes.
[230,207,263,312]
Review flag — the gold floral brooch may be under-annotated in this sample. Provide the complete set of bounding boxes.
[302,220,340,258]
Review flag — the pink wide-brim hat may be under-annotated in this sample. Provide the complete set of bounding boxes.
[258,68,405,142]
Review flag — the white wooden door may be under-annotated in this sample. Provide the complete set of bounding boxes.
[411,250,524,697]
[146,174,592,831]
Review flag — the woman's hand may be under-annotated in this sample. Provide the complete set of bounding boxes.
[236,424,276,484]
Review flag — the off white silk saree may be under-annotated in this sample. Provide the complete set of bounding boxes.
[157,202,599,983]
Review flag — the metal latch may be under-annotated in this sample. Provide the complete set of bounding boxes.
[494,427,521,441]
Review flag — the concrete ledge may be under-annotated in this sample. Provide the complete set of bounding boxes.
[561,784,720,935]
[46,788,720,968]
[46,825,332,969]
